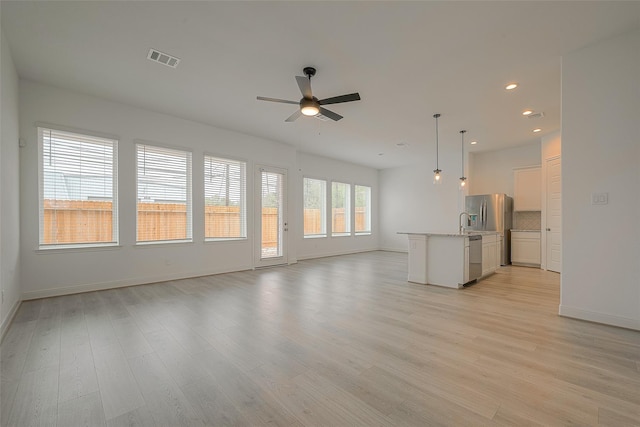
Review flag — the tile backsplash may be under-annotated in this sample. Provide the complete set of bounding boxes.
[513,211,541,230]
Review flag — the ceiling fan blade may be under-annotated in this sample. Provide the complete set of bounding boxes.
[285,110,302,122]
[318,107,343,121]
[257,96,299,105]
[318,93,361,105]
[295,76,312,98]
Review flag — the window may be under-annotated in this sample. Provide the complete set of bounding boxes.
[39,127,118,248]
[204,155,246,240]
[136,143,192,243]
[355,185,372,235]
[331,181,351,236]
[303,178,326,238]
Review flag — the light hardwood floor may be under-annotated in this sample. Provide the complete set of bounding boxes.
[2,251,639,426]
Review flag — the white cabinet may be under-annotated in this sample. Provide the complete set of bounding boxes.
[514,167,542,211]
[511,231,541,267]
[481,233,498,277]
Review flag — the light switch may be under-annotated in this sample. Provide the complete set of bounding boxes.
[591,192,608,205]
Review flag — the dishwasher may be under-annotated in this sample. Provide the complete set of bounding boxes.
[467,235,483,284]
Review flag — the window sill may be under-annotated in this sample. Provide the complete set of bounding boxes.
[204,237,248,244]
[36,244,121,254]
[135,240,193,248]
[355,232,372,236]
[331,233,352,237]
[304,235,327,239]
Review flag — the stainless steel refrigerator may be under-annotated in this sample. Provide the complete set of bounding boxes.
[465,194,513,265]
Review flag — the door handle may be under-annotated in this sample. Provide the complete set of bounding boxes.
[546,228,551,231]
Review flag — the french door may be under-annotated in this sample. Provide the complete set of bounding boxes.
[255,165,288,267]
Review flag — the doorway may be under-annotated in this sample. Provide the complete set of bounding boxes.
[545,156,562,272]
[255,165,288,267]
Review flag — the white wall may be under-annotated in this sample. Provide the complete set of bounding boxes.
[1,28,22,337]
[541,132,561,160]
[19,81,300,299]
[379,162,464,252]
[469,142,541,196]
[18,81,381,299]
[560,29,640,330]
[296,152,378,260]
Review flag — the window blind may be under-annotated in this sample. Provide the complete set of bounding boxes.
[39,127,118,248]
[204,155,246,240]
[303,177,327,237]
[331,181,351,236]
[355,185,371,234]
[136,143,192,243]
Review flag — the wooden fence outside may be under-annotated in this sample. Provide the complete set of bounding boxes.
[42,200,368,246]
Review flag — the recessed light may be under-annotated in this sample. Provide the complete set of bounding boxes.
[395,142,409,148]
[533,128,542,133]
[505,83,518,90]
[526,111,545,119]
[470,141,478,145]
[522,110,533,116]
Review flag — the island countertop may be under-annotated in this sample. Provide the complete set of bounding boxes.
[399,231,500,288]
[397,231,500,237]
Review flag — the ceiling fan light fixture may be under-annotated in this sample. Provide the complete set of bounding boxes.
[257,66,359,122]
[300,98,319,116]
[301,105,320,116]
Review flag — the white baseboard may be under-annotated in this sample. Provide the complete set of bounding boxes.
[1,298,22,343]
[378,246,408,253]
[21,264,253,301]
[297,248,379,261]
[559,304,640,331]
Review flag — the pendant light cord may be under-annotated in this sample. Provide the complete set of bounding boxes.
[460,130,466,176]
[436,118,439,170]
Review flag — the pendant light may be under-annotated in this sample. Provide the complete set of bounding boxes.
[433,113,442,184]
[459,130,467,189]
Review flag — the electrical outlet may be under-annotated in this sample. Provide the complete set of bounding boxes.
[591,192,608,205]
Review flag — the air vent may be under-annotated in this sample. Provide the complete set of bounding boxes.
[147,49,180,68]
[527,111,545,119]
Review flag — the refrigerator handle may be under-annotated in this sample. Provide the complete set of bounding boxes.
[483,200,487,228]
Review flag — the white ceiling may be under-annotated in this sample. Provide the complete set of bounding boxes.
[2,1,639,169]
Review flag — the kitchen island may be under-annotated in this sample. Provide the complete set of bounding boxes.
[398,231,500,288]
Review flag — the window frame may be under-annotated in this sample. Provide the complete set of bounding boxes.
[303,176,328,239]
[37,125,119,250]
[354,184,372,236]
[203,153,247,242]
[135,141,193,245]
[330,181,351,237]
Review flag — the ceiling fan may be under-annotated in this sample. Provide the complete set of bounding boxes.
[257,67,361,122]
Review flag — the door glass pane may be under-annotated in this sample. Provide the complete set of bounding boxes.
[261,171,283,258]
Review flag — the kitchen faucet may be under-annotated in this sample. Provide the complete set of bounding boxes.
[459,212,470,234]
